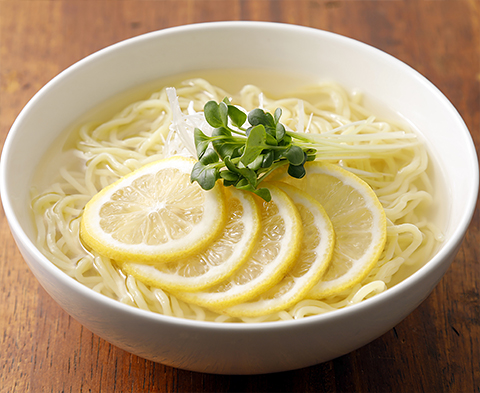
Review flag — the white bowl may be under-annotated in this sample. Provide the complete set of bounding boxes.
[1,22,478,374]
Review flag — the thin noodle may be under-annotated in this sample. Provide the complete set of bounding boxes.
[31,78,442,323]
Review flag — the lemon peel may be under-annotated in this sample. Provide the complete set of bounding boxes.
[174,183,303,310]
[223,182,335,318]
[80,156,226,264]
[269,161,387,298]
[122,187,261,292]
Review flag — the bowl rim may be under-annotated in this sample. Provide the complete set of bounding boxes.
[1,20,478,331]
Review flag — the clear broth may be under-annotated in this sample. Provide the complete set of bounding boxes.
[33,68,448,289]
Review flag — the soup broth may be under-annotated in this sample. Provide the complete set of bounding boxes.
[31,70,445,322]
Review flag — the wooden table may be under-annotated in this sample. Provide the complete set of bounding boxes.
[1,1,479,391]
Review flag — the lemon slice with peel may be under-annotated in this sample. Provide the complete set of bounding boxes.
[174,183,303,310]
[121,187,261,292]
[80,156,226,264]
[269,161,387,298]
[223,182,335,318]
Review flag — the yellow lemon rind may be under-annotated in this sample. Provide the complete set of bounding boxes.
[80,156,227,264]
[121,188,262,292]
[173,183,303,310]
[223,182,335,318]
[269,161,387,299]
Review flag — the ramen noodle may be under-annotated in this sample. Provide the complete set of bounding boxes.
[31,78,443,322]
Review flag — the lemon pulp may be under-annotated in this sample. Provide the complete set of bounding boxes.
[80,156,226,264]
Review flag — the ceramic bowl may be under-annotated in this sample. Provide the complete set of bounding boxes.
[1,22,477,374]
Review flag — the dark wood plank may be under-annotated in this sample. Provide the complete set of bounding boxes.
[1,0,478,392]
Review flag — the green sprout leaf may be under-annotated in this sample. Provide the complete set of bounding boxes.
[274,108,282,124]
[288,163,306,179]
[235,181,271,201]
[240,124,267,166]
[227,105,247,128]
[225,157,257,187]
[220,170,239,182]
[265,132,278,146]
[219,101,229,126]
[194,127,211,159]
[199,147,220,165]
[253,187,272,202]
[191,167,218,191]
[211,127,237,159]
[247,154,264,171]
[275,122,286,141]
[204,101,227,128]
[237,167,258,187]
[247,108,275,128]
[284,145,306,166]
[190,148,220,190]
[262,151,274,168]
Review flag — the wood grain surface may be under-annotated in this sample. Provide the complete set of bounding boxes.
[1,1,479,392]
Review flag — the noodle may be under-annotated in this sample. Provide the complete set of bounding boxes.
[31,78,441,322]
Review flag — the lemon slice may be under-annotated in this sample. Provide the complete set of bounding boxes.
[174,183,303,310]
[121,187,261,291]
[223,182,335,318]
[80,156,226,264]
[270,161,387,298]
